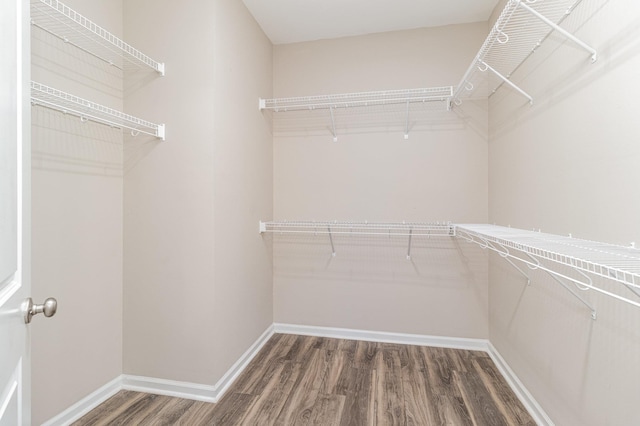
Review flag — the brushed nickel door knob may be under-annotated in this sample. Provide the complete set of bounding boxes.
[23,297,58,324]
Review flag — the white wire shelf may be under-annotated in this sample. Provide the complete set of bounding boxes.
[260,220,455,237]
[457,224,640,314]
[260,220,455,259]
[260,87,453,141]
[260,87,453,111]
[30,0,165,75]
[31,81,165,140]
[452,0,596,106]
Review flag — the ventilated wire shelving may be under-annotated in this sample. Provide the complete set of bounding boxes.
[259,87,453,140]
[457,224,640,318]
[259,87,453,111]
[261,220,640,315]
[31,81,165,139]
[452,0,596,106]
[30,0,165,74]
[260,220,455,236]
[260,221,455,259]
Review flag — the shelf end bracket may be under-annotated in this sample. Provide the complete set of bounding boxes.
[157,124,166,140]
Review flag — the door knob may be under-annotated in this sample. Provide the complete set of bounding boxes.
[23,297,57,324]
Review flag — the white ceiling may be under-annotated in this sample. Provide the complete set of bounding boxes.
[242,0,500,45]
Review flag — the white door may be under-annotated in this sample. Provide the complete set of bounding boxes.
[1,0,31,424]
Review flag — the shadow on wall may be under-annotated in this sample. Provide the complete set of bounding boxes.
[31,27,123,100]
[270,232,487,290]
[488,0,638,139]
[489,251,640,424]
[32,107,124,177]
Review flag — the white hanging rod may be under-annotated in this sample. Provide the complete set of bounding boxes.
[259,221,456,237]
[31,81,165,140]
[457,224,640,310]
[259,87,453,112]
[30,0,165,75]
[452,0,596,106]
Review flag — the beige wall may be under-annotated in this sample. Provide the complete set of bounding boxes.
[487,0,640,424]
[30,0,124,423]
[211,0,274,381]
[272,24,491,338]
[123,0,273,384]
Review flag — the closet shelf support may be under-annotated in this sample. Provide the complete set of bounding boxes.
[404,101,410,140]
[479,61,533,104]
[518,1,597,62]
[327,226,336,257]
[329,106,338,142]
[539,266,597,320]
[459,230,531,284]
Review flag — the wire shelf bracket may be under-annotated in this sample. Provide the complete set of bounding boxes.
[31,81,165,140]
[30,0,165,75]
[457,224,640,316]
[452,0,597,106]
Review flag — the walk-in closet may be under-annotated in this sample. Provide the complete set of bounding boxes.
[2,0,639,424]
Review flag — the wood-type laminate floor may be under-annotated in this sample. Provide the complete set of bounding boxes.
[73,333,536,425]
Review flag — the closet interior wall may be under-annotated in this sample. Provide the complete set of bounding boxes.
[483,0,640,424]
[272,23,491,338]
[30,0,124,424]
[123,0,273,387]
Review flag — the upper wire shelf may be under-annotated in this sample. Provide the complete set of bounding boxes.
[31,81,165,139]
[457,224,640,314]
[260,87,453,141]
[452,0,596,106]
[260,87,453,112]
[30,0,165,75]
[260,220,456,237]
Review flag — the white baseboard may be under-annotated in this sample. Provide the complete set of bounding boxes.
[40,376,121,426]
[273,322,489,351]
[42,324,275,425]
[487,342,554,426]
[121,375,217,403]
[43,324,551,426]
[122,324,275,403]
[211,324,275,398]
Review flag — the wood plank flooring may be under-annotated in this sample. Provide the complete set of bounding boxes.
[73,334,535,425]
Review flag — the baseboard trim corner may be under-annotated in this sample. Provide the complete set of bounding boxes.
[211,323,275,399]
[122,323,275,404]
[40,375,122,426]
[43,324,275,425]
[487,342,554,426]
[273,323,489,352]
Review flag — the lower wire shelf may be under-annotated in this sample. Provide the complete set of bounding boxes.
[261,220,640,315]
[30,81,165,140]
